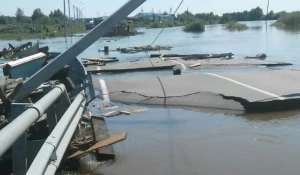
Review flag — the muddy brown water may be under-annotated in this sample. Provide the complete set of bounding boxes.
[2,21,300,175]
[67,104,300,175]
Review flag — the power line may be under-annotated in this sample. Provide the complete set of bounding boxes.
[150,0,185,46]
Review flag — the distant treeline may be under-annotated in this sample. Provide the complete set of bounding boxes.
[177,7,287,25]
[0,8,73,26]
[0,8,84,39]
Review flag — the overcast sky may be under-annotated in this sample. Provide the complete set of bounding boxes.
[1,0,299,18]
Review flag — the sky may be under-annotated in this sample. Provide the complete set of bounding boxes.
[1,0,300,18]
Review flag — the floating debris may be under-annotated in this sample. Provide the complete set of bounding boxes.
[102,111,120,118]
[82,57,119,63]
[182,53,234,60]
[131,58,140,62]
[189,63,201,68]
[99,104,119,110]
[117,45,172,54]
[245,53,267,60]
[120,109,148,115]
[68,132,127,158]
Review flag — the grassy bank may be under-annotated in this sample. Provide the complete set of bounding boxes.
[184,20,205,33]
[225,21,248,31]
[0,23,85,40]
[272,11,300,29]
[129,21,184,29]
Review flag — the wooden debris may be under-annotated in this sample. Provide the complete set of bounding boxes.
[131,58,140,62]
[120,111,132,115]
[91,117,115,161]
[102,111,120,118]
[189,63,201,68]
[120,109,147,115]
[99,104,118,110]
[68,132,127,159]
[86,111,92,118]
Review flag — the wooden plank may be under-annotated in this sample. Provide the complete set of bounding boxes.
[120,111,132,115]
[120,109,147,115]
[189,63,201,68]
[91,117,115,161]
[102,111,120,118]
[68,132,127,159]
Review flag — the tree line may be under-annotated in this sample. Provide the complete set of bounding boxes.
[177,7,287,25]
[0,7,71,26]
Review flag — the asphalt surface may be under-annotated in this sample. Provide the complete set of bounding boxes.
[85,59,176,73]
[86,57,291,74]
[93,69,300,111]
[157,57,292,70]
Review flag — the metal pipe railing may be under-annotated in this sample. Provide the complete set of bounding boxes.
[0,84,68,157]
[26,92,85,175]
[44,99,86,175]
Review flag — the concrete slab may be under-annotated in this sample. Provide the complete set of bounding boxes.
[86,59,176,74]
[156,57,292,70]
[93,70,300,113]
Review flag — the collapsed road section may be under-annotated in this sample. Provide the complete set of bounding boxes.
[94,69,300,113]
[86,56,292,74]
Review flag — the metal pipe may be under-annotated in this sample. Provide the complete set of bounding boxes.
[26,92,85,175]
[44,99,86,175]
[0,84,67,157]
[14,0,147,102]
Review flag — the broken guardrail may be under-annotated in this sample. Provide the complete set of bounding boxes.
[0,0,147,174]
[14,0,147,102]
[26,91,86,175]
[0,84,69,157]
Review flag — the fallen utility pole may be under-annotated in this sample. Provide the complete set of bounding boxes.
[14,0,147,102]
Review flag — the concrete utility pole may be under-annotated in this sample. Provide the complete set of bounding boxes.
[68,0,71,19]
[266,0,270,31]
[266,0,270,21]
[76,7,79,19]
[73,5,75,20]
[63,0,66,37]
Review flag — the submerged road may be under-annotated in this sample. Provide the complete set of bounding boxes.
[94,69,300,112]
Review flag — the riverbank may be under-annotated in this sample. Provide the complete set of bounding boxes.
[272,11,300,30]
[0,23,86,40]
[129,21,184,29]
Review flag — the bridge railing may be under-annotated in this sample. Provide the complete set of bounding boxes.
[0,84,70,157]
[26,91,86,175]
[0,83,87,175]
[0,1,148,174]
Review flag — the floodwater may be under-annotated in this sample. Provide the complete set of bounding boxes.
[2,21,300,175]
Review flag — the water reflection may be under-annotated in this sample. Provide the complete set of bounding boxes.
[241,109,300,121]
[249,26,263,31]
[274,26,300,34]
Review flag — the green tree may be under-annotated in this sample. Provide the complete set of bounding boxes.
[49,9,64,19]
[32,8,44,22]
[0,15,7,24]
[36,15,50,25]
[248,7,263,20]
[15,8,25,22]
